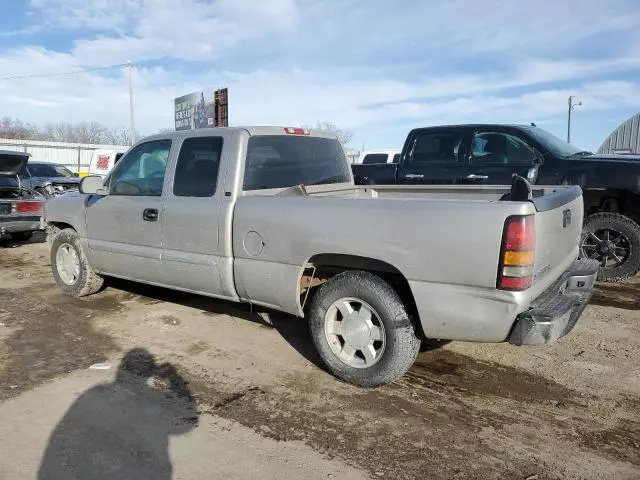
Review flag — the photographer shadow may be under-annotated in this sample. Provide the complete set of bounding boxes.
[37,348,198,480]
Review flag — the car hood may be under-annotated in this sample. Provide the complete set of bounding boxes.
[33,176,81,185]
[0,150,30,176]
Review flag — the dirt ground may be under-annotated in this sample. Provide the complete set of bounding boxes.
[0,233,639,479]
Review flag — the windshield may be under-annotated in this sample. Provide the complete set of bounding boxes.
[526,128,585,157]
[29,164,75,178]
[243,136,351,190]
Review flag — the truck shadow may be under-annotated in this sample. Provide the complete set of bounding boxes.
[0,230,46,248]
[104,278,327,371]
[591,280,640,310]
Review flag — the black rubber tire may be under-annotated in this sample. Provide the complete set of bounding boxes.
[50,228,104,296]
[9,231,34,242]
[581,213,640,282]
[309,271,421,387]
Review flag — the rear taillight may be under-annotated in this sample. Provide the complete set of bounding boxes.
[498,215,535,291]
[16,201,44,214]
[283,127,310,135]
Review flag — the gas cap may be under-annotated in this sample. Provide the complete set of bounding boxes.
[243,231,265,256]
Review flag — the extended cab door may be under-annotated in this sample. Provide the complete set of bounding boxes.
[84,139,171,283]
[160,132,237,300]
[397,128,470,184]
[466,128,542,185]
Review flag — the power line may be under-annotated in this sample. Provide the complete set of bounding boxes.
[0,63,128,81]
[135,67,173,99]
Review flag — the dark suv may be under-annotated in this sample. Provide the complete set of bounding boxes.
[352,124,640,281]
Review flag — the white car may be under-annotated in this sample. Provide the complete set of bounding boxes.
[88,149,127,178]
[354,150,400,165]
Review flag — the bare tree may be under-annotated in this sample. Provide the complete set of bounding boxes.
[302,121,354,145]
[0,117,135,145]
[40,121,111,144]
[0,117,40,140]
[154,127,175,135]
[104,127,138,146]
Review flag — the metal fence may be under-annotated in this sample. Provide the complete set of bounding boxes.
[0,138,129,173]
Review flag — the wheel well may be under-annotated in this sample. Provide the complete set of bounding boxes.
[583,189,640,223]
[47,221,75,232]
[300,253,422,334]
[46,221,75,242]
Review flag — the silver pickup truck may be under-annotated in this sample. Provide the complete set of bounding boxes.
[45,127,599,387]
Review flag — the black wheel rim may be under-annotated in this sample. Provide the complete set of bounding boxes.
[581,229,631,269]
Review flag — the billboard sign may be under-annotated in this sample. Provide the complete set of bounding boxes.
[174,88,228,130]
[174,91,215,131]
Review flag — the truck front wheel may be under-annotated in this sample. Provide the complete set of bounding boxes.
[309,271,420,387]
[580,213,640,282]
[51,228,104,296]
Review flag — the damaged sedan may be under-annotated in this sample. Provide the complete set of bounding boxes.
[0,151,46,242]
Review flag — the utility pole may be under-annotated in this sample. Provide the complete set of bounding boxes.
[127,62,137,145]
[567,95,582,144]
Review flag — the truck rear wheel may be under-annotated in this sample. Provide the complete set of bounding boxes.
[309,271,420,387]
[50,228,104,296]
[580,213,640,282]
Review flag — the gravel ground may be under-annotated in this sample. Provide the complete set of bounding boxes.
[0,233,639,479]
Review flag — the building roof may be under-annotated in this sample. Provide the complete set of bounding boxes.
[598,112,640,154]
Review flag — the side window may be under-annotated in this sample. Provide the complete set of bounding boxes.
[362,153,389,164]
[472,132,533,165]
[409,131,463,164]
[173,136,223,197]
[110,140,171,196]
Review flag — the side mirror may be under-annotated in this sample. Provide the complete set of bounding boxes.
[74,172,80,177]
[80,176,107,195]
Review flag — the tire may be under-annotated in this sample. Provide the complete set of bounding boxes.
[50,228,104,296]
[580,213,640,282]
[309,271,420,387]
[9,231,34,242]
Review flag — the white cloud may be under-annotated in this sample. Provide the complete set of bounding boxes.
[30,0,300,64]
[0,0,637,151]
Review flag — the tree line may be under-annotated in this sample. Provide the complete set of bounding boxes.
[0,117,136,145]
[0,117,354,146]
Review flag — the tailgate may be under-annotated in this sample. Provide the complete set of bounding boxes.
[531,186,583,290]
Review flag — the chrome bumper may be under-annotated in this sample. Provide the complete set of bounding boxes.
[0,216,44,236]
[509,259,600,346]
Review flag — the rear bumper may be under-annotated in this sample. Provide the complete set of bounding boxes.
[0,216,44,236]
[508,259,600,346]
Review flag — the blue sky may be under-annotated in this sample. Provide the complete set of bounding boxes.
[1,0,640,151]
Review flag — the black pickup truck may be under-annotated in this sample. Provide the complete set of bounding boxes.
[352,124,640,281]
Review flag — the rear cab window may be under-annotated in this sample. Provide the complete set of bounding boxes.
[173,136,223,197]
[408,130,464,164]
[243,136,350,191]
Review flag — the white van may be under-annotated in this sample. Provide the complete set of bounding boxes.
[88,149,128,178]
[355,150,401,165]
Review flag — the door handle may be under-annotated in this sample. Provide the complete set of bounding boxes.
[143,208,159,222]
[466,174,489,180]
[404,173,424,179]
